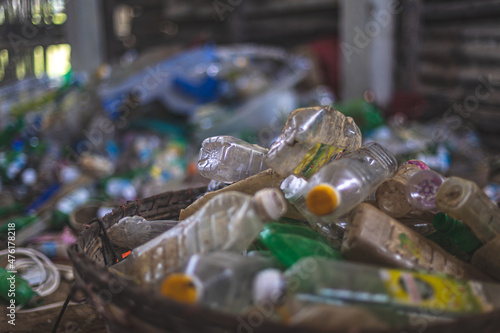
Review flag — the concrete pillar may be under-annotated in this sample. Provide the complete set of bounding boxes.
[340,0,398,107]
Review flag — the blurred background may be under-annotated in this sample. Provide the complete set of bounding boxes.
[2,0,500,330]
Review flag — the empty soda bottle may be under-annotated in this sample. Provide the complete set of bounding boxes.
[255,258,500,318]
[197,136,268,183]
[282,142,397,225]
[111,188,287,285]
[406,169,445,211]
[256,222,342,268]
[341,203,489,281]
[266,106,362,178]
[433,213,483,253]
[436,176,500,244]
[160,251,275,313]
[376,160,429,218]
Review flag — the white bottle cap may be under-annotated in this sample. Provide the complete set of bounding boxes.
[253,188,287,221]
[252,268,286,304]
[280,175,308,202]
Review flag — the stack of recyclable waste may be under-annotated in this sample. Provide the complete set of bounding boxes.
[72,105,500,332]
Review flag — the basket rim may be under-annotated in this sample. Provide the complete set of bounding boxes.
[68,186,500,333]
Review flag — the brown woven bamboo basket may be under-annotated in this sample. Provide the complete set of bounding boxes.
[68,186,500,333]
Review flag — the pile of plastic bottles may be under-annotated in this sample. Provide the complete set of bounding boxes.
[100,106,500,331]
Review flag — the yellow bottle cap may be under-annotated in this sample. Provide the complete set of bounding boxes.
[161,274,199,304]
[306,183,339,216]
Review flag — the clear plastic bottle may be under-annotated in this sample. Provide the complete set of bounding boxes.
[376,160,429,218]
[341,203,488,281]
[160,251,275,313]
[255,259,500,318]
[110,188,287,286]
[282,142,397,225]
[435,176,500,244]
[266,106,362,178]
[197,136,268,183]
[107,215,178,249]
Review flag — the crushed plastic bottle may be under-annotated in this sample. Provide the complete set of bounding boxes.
[160,251,275,313]
[197,136,268,183]
[111,188,287,285]
[376,160,429,218]
[281,142,397,226]
[266,106,362,178]
[254,258,500,318]
[436,176,500,244]
[341,203,489,281]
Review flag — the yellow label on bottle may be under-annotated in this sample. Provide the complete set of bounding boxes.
[379,269,492,314]
[294,143,343,178]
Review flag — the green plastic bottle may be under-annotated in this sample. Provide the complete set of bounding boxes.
[0,215,37,234]
[0,267,40,307]
[335,99,384,134]
[433,213,483,253]
[0,202,24,219]
[257,222,342,268]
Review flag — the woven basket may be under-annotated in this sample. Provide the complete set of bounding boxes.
[68,186,500,333]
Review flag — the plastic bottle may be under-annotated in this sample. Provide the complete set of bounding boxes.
[435,176,500,244]
[197,136,268,183]
[471,234,500,280]
[375,160,429,218]
[160,252,275,313]
[432,212,483,253]
[254,259,500,318]
[256,222,342,268]
[0,215,37,234]
[405,169,445,211]
[0,267,40,307]
[107,215,178,249]
[341,203,489,281]
[282,142,397,225]
[111,188,287,285]
[266,106,362,178]
[0,202,24,219]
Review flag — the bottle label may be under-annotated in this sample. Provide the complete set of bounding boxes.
[293,143,343,178]
[379,269,492,314]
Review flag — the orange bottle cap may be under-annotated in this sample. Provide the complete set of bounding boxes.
[161,274,199,304]
[306,183,339,216]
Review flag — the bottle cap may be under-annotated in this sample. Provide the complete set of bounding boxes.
[161,273,201,304]
[253,188,287,221]
[252,268,286,304]
[280,175,308,202]
[305,183,339,216]
[406,170,444,211]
